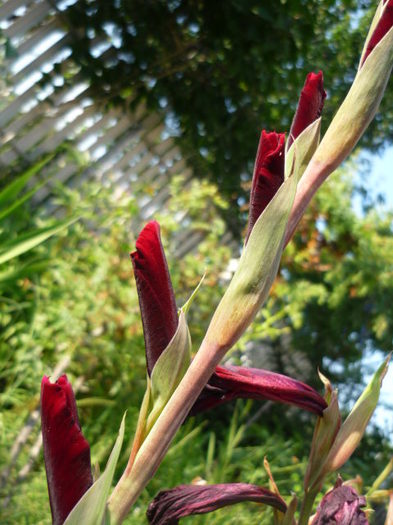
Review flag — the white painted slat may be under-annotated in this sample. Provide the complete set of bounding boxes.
[3,1,51,39]
[12,18,59,57]
[0,0,34,21]
[12,33,71,83]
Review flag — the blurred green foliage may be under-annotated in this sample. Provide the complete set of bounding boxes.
[0,157,392,524]
[59,0,393,230]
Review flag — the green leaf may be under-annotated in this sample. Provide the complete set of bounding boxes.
[323,355,390,474]
[285,117,321,181]
[0,154,54,209]
[64,414,126,525]
[146,311,191,432]
[0,180,48,222]
[0,217,78,265]
[181,272,206,314]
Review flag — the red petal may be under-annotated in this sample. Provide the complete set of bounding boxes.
[191,365,327,416]
[147,483,286,524]
[361,0,393,67]
[288,71,326,149]
[311,478,368,524]
[131,221,178,375]
[41,375,93,525]
[245,131,285,242]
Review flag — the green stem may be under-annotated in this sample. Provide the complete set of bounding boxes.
[107,337,226,524]
[298,488,319,525]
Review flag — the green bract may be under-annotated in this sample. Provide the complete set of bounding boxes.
[64,414,125,525]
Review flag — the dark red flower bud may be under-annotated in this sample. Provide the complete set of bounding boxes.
[311,478,368,525]
[288,71,326,149]
[190,365,327,416]
[147,482,286,524]
[131,221,178,375]
[41,375,93,525]
[361,0,393,67]
[245,130,285,242]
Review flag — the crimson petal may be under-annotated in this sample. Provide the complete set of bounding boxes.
[147,483,286,524]
[311,477,368,525]
[190,365,327,416]
[131,221,178,375]
[41,375,93,525]
[288,71,326,149]
[361,0,393,67]
[245,130,285,242]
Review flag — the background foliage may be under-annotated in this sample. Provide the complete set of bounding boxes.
[60,0,393,229]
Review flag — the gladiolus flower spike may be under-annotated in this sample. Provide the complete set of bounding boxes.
[131,221,178,375]
[147,483,287,525]
[131,222,326,419]
[288,71,326,150]
[190,365,327,417]
[245,131,285,243]
[41,375,93,525]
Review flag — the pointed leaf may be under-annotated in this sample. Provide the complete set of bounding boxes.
[323,356,390,474]
[64,414,126,525]
[181,273,206,315]
[305,372,341,492]
[0,217,77,265]
[147,311,191,432]
[0,179,47,222]
[0,154,54,208]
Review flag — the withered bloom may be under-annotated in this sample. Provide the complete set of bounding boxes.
[311,477,368,525]
[147,482,286,524]
[191,365,327,416]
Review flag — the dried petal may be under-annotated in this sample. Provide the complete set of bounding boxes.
[361,0,393,67]
[311,478,368,525]
[190,365,327,416]
[245,131,285,242]
[41,375,93,525]
[131,221,178,375]
[147,483,286,524]
[288,71,326,149]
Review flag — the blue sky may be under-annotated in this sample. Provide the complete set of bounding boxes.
[362,148,392,432]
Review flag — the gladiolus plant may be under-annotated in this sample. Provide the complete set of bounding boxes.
[40,2,393,524]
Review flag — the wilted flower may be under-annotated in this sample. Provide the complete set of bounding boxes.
[311,477,368,525]
[191,364,327,416]
[41,375,93,525]
[147,482,286,524]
